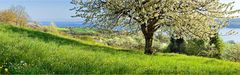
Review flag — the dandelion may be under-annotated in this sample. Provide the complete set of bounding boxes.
[20,60,25,64]
[4,68,9,73]
[23,63,28,67]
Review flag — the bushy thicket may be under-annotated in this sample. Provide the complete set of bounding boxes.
[221,44,240,62]
[67,27,226,58]
[66,28,170,51]
[63,27,228,59]
[95,32,169,51]
[183,39,207,55]
[43,23,60,34]
[172,36,224,58]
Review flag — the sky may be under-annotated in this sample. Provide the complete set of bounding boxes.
[0,0,239,22]
[0,0,79,22]
[220,0,240,16]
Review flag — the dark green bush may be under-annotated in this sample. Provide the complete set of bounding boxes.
[205,35,224,58]
[184,39,207,55]
[176,35,224,58]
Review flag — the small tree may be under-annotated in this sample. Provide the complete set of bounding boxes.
[10,5,29,27]
[0,5,29,27]
[71,0,239,55]
[0,9,17,24]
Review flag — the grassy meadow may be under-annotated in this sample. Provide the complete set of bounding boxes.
[0,23,240,74]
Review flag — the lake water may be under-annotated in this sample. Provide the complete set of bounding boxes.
[39,21,240,43]
[39,21,84,28]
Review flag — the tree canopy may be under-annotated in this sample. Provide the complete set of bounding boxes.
[71,0,239,54]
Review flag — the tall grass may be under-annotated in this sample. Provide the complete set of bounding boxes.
[0,23,240,74]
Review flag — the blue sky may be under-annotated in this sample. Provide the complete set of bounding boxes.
[0,0,79,22]
[220,0,240,16]
[0,0,239,22]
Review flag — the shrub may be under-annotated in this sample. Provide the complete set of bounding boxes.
[43,22,60,34]
[183,39,207,55]
[100,33,169,51]
[204,35,225,58]
[0,5,29,27]
[221,44,240,62]
[104,35,140,49]
[213,35,225,54]
[182,35,224,58]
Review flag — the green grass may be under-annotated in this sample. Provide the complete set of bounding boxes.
[57,27,68,31]
[71,28,99,34]
[0,23,240,74]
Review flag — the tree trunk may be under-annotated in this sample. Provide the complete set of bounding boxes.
[144,33,154,54]
[141,24,155,55]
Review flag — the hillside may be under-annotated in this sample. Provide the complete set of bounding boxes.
[0,23,240,74]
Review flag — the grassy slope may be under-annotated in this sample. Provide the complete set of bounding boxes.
[60,27,99,34]
[0,23,240,74]
[72,28,98,34]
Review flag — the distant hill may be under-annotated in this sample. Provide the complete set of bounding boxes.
[227,18,240,28]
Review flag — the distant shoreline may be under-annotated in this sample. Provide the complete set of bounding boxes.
[36,21,240,29]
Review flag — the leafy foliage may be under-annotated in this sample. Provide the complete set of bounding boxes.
[184,39,206,55]
[222,44,240,62]
[177,35,224,58]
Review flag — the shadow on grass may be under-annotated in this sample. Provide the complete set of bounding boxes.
[6,26,141,55]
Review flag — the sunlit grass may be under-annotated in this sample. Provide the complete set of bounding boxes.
[71,28,99,34]
[0,23,240,74]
